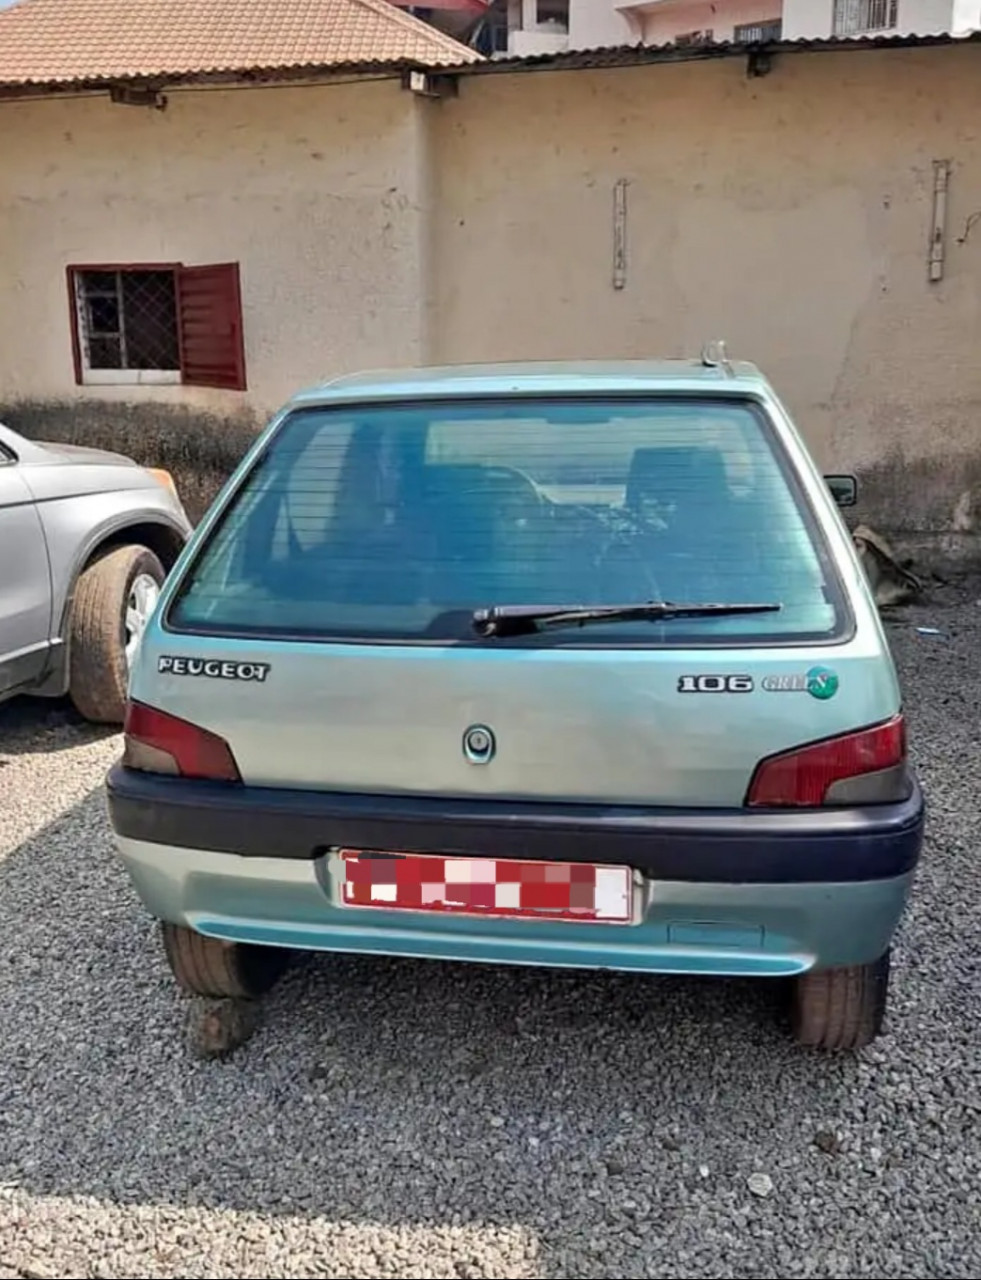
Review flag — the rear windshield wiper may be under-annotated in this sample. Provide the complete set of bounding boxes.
[472,601,782,638]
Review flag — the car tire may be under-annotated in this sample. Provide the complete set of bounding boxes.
[791,950,891,1050]
[68,543,165,725]
[161,922,291,999]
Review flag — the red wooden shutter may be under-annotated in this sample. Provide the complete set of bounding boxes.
[176,263,247,391]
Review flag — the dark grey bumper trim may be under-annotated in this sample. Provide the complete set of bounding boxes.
[106,765,925,886]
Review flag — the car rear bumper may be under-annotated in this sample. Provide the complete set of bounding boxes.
[106,766,924,976]
[106,765,924,884]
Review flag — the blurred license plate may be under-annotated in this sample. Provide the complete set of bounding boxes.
[338,851,634,924]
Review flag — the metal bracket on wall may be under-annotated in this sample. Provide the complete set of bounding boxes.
[929,158,951,283]
[109,84,167,110]
[746,49,773,78]
[613,178,628,290]
[402,70,458,99]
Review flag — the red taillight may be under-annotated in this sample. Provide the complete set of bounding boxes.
[122,701,241,783]
[746,715,907,808]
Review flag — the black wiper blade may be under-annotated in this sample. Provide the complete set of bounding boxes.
[472,601,782,638]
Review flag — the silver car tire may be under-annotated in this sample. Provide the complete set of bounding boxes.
[68,543,164,725]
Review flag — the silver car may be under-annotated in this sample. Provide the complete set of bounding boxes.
[107,359,925,1050]
[0,423,192,724]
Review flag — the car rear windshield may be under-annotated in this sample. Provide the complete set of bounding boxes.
[167,396,846,646]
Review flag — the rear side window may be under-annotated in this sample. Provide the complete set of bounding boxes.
[168,397,846,646]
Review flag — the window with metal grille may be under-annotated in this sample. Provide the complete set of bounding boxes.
[68,262,247,391]
[832,0,898,35]
[487,15,510,53]
[733,19,783,41]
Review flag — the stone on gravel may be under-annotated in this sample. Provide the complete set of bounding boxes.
[747,1172,774,1199]
[187,999,262,1060]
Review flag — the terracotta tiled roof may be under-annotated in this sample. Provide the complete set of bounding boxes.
[0,0,480,87]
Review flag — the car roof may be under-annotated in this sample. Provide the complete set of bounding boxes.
[289,360,771,408]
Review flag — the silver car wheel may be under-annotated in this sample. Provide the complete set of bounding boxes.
[124,572,160,667]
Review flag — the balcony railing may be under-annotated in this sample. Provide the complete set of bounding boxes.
[832,0,899,36]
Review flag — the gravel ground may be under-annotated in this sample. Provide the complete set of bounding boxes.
[0,583,978,1280]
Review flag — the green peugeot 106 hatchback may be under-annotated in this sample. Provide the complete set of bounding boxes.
[107,356,925,1050]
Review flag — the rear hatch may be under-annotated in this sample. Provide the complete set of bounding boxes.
[132,391,899,808]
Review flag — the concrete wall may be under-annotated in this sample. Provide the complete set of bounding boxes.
[536,0,974,48]
[634,0,782,43]
[899,0,962,33]
[0,79,429,417]
[952,0,981,33]
[784,0,957,39]
[4,45,981,547]
[510,29,571,53]
[568,0,638,47]
[431,45,981,545]
[566,1,782,49]
[0,77,432,517]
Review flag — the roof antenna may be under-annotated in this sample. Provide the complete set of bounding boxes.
[700,339,733,375]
